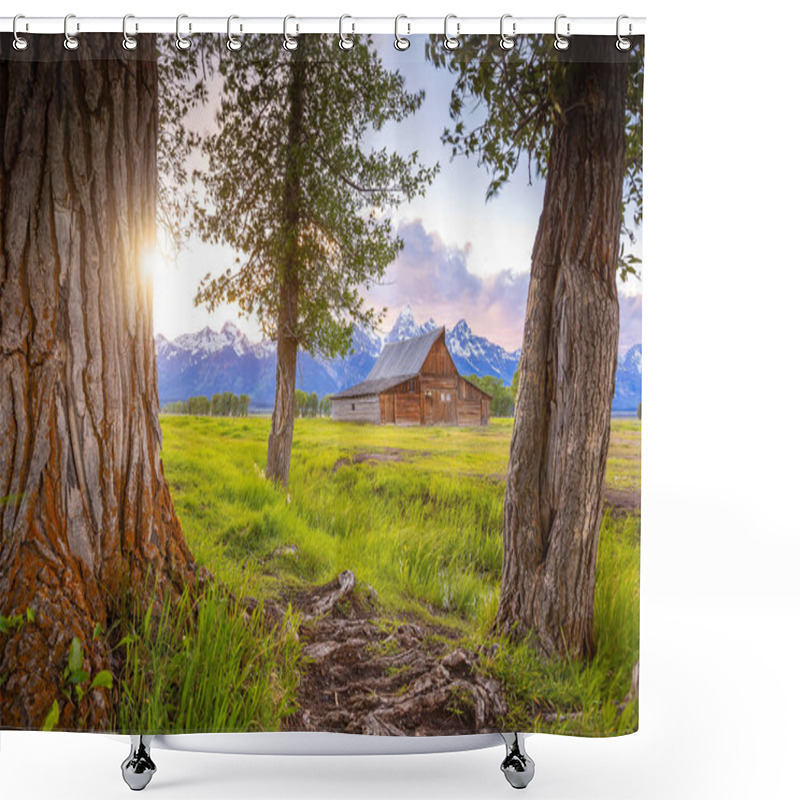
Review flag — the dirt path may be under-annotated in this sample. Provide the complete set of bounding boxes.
[280,571,506,736]
[604,487,641,513]
[332,448,420,473]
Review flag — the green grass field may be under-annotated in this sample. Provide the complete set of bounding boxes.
[119,416,640,736]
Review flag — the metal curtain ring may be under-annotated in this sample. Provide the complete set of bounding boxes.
[394,14,410,51]
[64,13,79,50]
[12,14,29,51]
[499,14,515,51]
[443,13,460,50]
[339,14,354,50]
[175,14,192,50]
[283,15,298,51]
[227,15,243,51]
[122,14,138,51]
[616,14,632,51]
[554,14,570,51]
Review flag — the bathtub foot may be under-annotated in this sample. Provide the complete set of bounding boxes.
[121,735,157,791]
[500,733,534,789]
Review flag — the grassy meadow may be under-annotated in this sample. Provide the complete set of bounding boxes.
[118,416,640,736]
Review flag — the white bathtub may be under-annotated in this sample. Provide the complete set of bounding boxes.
[118,731,535,790]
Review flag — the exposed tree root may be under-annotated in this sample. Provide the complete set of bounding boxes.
[280,571,506,735]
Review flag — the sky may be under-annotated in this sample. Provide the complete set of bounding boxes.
[152,36,643,354]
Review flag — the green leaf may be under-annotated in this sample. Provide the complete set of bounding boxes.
[68,637,83,673]
[26,607,36,623]
[68,669,90,685]
[90,670,114,690]
[42,700,60,732]
[1,614,24,633]
[92,622,103,640]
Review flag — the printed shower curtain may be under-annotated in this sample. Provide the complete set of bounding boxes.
[0,29,643,737]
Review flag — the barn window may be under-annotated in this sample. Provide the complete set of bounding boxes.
[440,392,445,402]
[446,393,451,402]
[351,403,355,411]
[408,378,416,392]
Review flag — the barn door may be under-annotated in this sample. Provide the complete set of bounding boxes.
[432,391,456,424]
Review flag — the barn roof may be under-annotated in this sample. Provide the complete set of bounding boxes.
[367,327,444,381]
[331,327,444,400]
[330,373,419,400]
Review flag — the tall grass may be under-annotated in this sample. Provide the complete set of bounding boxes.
[480,511,640,736]
[115,582,303,733]
[156,415,640,735]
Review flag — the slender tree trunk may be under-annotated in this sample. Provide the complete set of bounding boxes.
[493,40,628,660]
[265,60,304,487]
[0,34,193,729]
[266,280,299,485]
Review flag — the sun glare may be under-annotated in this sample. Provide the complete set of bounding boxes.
[140,245,164,282]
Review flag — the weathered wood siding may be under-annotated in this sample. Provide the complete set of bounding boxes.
[394,392,422,425]
[332,395,380,424]
[456,376,490,426]
[421,335,458,377]
[380,393,395,424]
[380,385,421,425]
[420,376,458,425]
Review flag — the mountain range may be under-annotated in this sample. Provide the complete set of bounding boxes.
[155,305,641,411]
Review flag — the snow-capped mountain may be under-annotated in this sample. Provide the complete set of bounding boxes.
[155,323,337,407]
[384,304,438,344]
[445,319,519,386]
[612,343,642,412]
[347,323,383,358]
[155,307,640,412]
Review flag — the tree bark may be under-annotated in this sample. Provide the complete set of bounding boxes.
[493,40,628,660]
[266,280,299,486]
[0,34,194,729]
[265,60,304,487]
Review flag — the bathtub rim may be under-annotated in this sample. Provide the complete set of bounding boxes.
[107,731,520,756]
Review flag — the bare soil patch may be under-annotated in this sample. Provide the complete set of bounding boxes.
[474,477,641,514]
[603,487,641,513]
[332,449,412,473]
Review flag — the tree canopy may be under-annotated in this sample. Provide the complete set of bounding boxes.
[427,35,643,277]
[193,36,438,357]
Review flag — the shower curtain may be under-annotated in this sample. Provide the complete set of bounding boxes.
[0,28,643,738]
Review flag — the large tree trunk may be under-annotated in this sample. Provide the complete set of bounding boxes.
[0,34,194,729]
[265,60,304,487]
[493,40,628,660]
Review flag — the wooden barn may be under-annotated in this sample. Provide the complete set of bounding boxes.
[331,327,491,426]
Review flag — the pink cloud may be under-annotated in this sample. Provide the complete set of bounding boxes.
[366,219,641,354]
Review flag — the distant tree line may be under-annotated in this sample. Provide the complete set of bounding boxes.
[163,392,251,417]
[467,374,517,418]
[295,391,332,418]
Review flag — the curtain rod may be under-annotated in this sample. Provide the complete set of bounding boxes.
[0,16,646,37]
